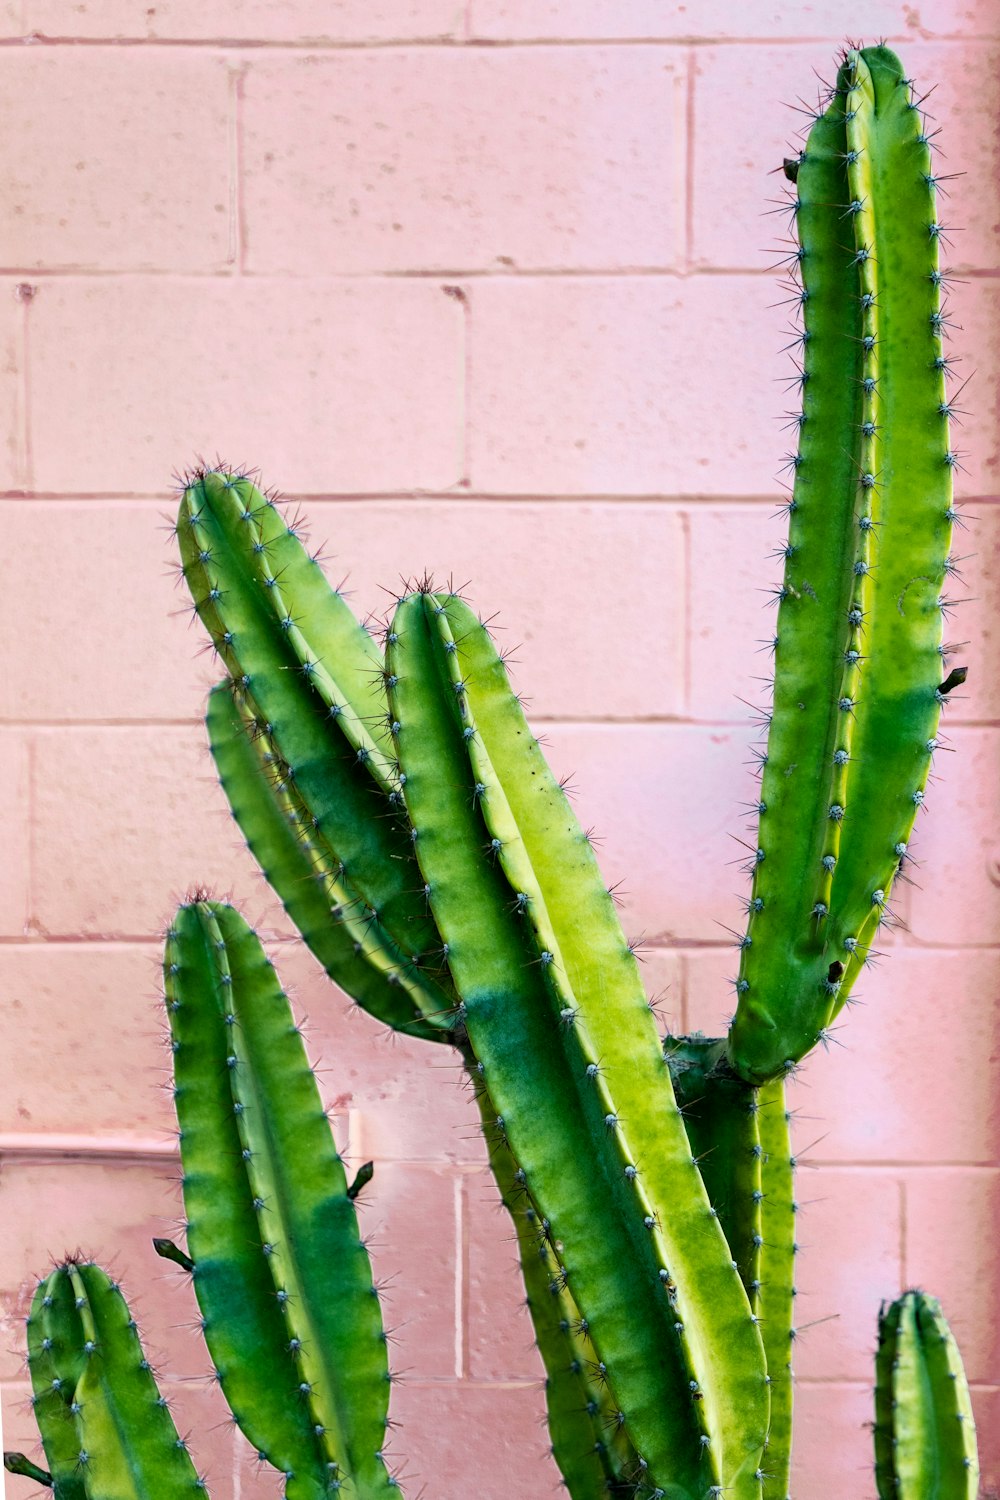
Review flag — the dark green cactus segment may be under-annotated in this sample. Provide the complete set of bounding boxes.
[827,47,954,989]
[165,903,332,1495]
[729,46,955,1083]
[664,1036,762,1305]
[64,1261,207,1498]
[755,1080,795,1500]
[874,1291,979,1499]
[431,595,768,1494]
[664,1043,795,1500]
[176,472,451,1004]
[206,682,449,1041]
[386,589,739,1500]
[469,1075,636,1500]
[25,1273,88,1500]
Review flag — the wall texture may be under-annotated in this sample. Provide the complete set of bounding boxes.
[0,3,998,1496]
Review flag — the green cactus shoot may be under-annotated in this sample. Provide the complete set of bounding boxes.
[6,42,980,1500]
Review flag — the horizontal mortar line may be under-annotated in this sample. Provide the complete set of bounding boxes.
[0,33,994,49]
[0,1135,489,1172]
[4,265,999,283]
[796,1158,999,1170]
[1,714,753,728]
[0,1131,180,1161]
[0,491,799,504]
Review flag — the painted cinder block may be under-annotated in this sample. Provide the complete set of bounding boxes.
[464,1166,547,1382]
[30,724,259,937]
[0,943,172,1136]
[263,935,482,1165]
[0,51,230,272]
[359,1161,461,1380]
[791,1166,901,1382]
[539,722,755,942]
[686,943,1000,1166]
[686,504,779,723]
[243,48,684,274]
[24,0,465,40]
[468,0,998,41]
[906,727,1000,945]
[298,498,688,720]
[904,1167,1000,1385]
[468,275,782,496]
[0,731,30,937]
[0,280,25,491]
[790,1381,877,1500]
[0,501,216,723]
[28,277,465,495]
[0,1158,205,1382]
[390,1379,556,1497]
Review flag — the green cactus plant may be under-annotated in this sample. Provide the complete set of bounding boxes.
[874,1292,979,1499]
[4,38,981,1500]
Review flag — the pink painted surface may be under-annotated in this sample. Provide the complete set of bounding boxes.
[0,6,997,1497]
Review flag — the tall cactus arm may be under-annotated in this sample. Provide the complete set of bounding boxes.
[727,68,863,1084]
[387,588,759,1500]
[166,900,398,1499]
[874,1291,979,1499]
[206,681,450,1041]
[826,46,955,993]
[729,46,955,1083]
[430,594,769,1495]
[176,473,451,998]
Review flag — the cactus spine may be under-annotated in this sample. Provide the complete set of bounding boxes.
[874,1292,979,1499]
[6,39,980,1500]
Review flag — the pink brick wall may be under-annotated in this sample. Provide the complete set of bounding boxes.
[0,5,997,1496]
